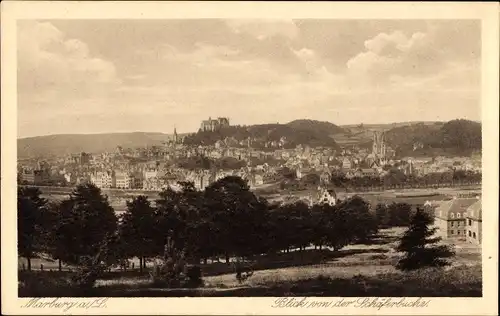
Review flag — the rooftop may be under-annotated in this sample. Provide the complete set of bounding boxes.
[434,197,478,220]
[466,199,482,221]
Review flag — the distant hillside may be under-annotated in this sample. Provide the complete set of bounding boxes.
[385,119,481,157]
[183,123,339,149]
[341,121,444,131]
[286,119,345,135]
[332,121,443,148]
[18,132,174,158]
[384,123,443,149]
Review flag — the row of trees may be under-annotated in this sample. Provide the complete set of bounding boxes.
[176,156,247,171]
[19,176,456,288]
[18,176,379,273]
[331,169,481,192]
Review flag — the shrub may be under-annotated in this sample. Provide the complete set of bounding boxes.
[186,265,203,288]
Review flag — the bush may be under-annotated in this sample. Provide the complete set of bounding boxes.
[186,265,203,288]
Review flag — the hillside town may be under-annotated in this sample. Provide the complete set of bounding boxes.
[18,117,482,203]
[13,17,489,300]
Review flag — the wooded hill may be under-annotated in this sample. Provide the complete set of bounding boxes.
[384,119,481,157]
[183,120,342,149]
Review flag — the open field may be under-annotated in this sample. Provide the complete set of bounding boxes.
[19,228,482,297]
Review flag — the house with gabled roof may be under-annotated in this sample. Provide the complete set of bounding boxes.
[317,187,337,206]
[434,197,478,240]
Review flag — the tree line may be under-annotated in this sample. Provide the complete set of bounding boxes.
[18,175,454,288]
[18,176,380,272]
[331,169,481,191]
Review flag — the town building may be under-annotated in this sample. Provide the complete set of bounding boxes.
[433,197,478,240]
[80,152,91,165]
[341,157,352,170]
[20,169,47,185]
[64,172,77,185]
[254,174,264,186]
[320,171,331,186]
[317,187,337,206]
[466,199,482,244]
[115,171,135,189]
[90,171,115,189]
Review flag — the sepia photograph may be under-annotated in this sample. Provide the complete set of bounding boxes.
[2,1,499,315]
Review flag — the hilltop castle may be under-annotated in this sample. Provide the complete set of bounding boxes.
[200,117,230,132]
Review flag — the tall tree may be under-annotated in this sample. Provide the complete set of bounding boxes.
[396,208,455,271]
[204,176,270,262]
[53,183,118,266]
[310,204,329,250]
[154,186,188,260]
[153,182,207,264]
[42,201,66,271]
[319,203,352,251]
[17,186,47,271]
[271,201,312,252]
[338,196,378,243]
[119,195,156,272]
[175,181,207,263]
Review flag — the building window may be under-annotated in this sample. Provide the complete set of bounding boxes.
[468,231,472,237]
[473,232,476,239]
[451,221,454,227]
[451,230,454,235]
[463,212,466,218]
[457,230,460,235]
[450,213,455,219]
[468,219,472,226]
[457,213,461,218]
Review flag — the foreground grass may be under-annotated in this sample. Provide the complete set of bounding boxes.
[18,228,482,297]
[19,264,481,297]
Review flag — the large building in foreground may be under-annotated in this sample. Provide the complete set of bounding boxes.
[466,199,482,244]
[200,117,230,132]
[433,197,479,241]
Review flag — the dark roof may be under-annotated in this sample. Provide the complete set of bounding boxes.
[466,199,482,221]
[327,189,337,196]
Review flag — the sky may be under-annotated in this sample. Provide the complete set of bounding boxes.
[17,19,481,138]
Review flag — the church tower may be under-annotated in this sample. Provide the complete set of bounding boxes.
[174,126,178,144]
[372,131,386,159]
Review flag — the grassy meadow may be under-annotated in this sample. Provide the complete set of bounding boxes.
[19,227,482,297]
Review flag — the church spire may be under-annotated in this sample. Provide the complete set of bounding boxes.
[174,125,178,144]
